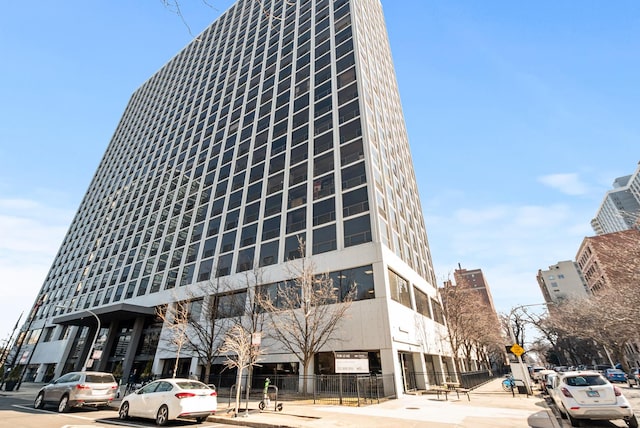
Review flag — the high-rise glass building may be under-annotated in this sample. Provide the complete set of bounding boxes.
[15,0,452,394]
[591,162,640,235]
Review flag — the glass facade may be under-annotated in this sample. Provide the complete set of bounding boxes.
[19,0,444,387]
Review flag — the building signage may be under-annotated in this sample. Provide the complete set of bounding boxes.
[335,352,369,374]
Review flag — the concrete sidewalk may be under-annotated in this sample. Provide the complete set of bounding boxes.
[1,378,560,428]
[206,378,560,428]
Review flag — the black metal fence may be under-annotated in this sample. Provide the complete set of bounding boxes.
[459,370,495,389]
[406,370,496,390]
[214,373,396,406]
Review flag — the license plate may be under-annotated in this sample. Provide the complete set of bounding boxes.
[586,390,600,397]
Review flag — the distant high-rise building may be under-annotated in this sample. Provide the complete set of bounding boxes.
[452,267,498,314]
[576,230,640,295]
[591,162,640,235]
[536,261,588,304]
[13,0,451,394]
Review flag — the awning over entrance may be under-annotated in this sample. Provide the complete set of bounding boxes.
[52,303,156,326]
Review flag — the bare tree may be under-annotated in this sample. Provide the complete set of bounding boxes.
[543,230,640,369]
[178,277,232,383]
[440,278,504,373]
[257,240,355,394]
[218,324,264,416]
[156,302,189,378]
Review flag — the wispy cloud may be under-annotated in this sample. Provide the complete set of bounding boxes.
[426,198,592,323]
[0,198,73,338]
[538,173,589,196]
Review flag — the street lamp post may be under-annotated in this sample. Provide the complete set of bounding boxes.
[508,303,549,395]
[56,306,101,372]
[82,309,101,372]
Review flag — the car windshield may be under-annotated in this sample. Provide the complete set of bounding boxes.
[85,374,116,383]
[565,375,606,387]
[175,381,211,390]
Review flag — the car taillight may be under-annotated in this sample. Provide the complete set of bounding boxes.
[614,386,622,396]
[76,384,91,390]
[175,392,196,399]
[210,391,217,397]
[560,387,573,398]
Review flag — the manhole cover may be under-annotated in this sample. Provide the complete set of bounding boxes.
[406,407,420,410]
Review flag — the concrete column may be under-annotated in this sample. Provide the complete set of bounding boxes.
[56,326,79,378]
[120,317,146,383]
[95,321,120,372]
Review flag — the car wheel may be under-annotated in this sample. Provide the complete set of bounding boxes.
[557,406,567,419]
[34,392,45,409]
[566,410,581,427]
[627,415,639,428]
[58,395,69,413]
[155,405,169,426]
[630,382,634,388]
[195,416,207,423]
[118,401,129,420]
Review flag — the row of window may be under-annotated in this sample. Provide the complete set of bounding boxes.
[184,263,374,320]
[388,269,444,324]
[40,0,355,308]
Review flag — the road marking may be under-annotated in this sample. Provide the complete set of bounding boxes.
[11,406,231,427]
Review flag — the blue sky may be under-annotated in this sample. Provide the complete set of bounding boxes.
[1,1,638,342]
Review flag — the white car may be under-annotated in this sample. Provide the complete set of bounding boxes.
[546,370,637,428]
[118,378,217,425]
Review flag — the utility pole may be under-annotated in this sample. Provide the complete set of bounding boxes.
[507,303,550,395]
[2,299,44,390]
[0,312,23,389]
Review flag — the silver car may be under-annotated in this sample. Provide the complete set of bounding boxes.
[34,371,118,412]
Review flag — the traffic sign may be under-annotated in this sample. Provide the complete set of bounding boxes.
[510,343,525,357]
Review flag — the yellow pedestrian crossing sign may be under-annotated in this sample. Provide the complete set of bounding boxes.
[510,343,525,357]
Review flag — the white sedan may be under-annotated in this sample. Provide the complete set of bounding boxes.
[118,378,217,425]
[547,370,637,428]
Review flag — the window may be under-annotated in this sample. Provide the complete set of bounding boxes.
[342,187,369,217]
[198,259,214,281]
[313,174,334,200]
[284,234,305,260]
[431,298,445,324]
[264,193,283,216]
[202,237,217,258]
[389,269,411,309]
[216,253,233,277]
[262,216,281,240]
[331,264,374,301]
[220,231,236,253]
[414,287,431,318]
[313,197,335,225]
[312,224,336,254]
[237,247,255,272]
[341,162,366,189]
[216,291,247,318]
[288,184,307,208]
[286,208,306,233]
[344,215,371,247]
[259,240,279,267]
[314,152,334,177]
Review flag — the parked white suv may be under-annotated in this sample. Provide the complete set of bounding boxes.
[546,370,637,427]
